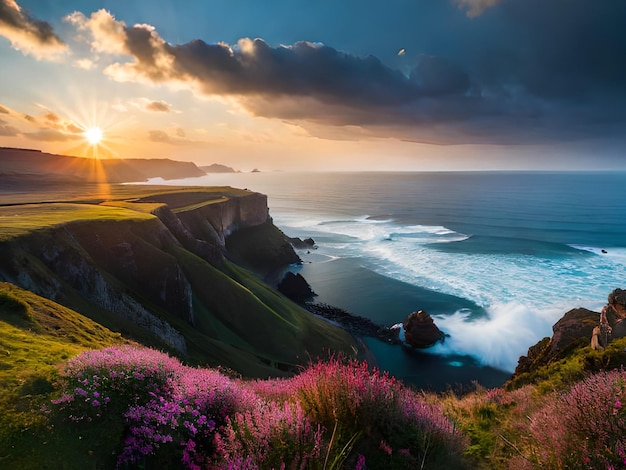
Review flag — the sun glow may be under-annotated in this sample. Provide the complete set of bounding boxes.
[84,126,103,145]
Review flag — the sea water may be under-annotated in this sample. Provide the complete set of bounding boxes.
[145,171,626,390]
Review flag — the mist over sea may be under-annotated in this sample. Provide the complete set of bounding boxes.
[146,171,626,390]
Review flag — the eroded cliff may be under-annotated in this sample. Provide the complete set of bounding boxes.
[0,189,359,377]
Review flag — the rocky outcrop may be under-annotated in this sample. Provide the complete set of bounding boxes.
[512,289,626,381]
[402,310,446,348]
[548,308,599,357]
[305,303,394,339]
[608,288,626,319]
[287,236,316,249]
[514,307,599,376]
[278,272,316,302]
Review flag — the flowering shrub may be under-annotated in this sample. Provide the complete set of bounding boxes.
[293,357,466,468]
[215,401,324,469]
[52,345,183,421]
[52,346,256,469]
[51,347,469,469]
[530,369,626,469]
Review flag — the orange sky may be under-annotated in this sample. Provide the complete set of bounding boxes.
[1,0,624,171]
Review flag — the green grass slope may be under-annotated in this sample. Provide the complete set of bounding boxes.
[0,282,128,468]
[0,193,360,379]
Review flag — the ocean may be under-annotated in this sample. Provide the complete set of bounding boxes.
[145,171,626,390]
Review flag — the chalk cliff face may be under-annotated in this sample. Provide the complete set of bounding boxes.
[0,190,357,376]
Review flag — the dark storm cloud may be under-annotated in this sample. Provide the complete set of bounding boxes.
[476,0,626,101]
[74,2,626,144]
[0,0,66,58]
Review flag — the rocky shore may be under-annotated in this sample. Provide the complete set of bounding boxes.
[277,252,448,350]
[303,302,397,341]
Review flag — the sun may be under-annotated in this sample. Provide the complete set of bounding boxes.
[84,126,103,145]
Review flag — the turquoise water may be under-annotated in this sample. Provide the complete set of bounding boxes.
[147,171,626,390]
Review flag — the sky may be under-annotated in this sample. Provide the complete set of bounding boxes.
[0,0,625,171]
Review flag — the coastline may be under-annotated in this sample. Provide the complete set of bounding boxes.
[284,256,513,390]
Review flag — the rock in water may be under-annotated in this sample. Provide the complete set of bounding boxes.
[278,272,316,302]
[403,310,445,348]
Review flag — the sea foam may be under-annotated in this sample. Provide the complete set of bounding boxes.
[280,214,620,372]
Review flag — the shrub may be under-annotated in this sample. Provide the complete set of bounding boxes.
[215,401,324,469]
[51,348,468,469]
[293,357,467,469]
[52,345,183,420]
[119,367,256,469]
[530,368,626,469]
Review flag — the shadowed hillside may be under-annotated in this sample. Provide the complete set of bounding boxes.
[0,147,204,184]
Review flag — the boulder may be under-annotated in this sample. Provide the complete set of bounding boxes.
[608,288,626,319]
[287,236,316,249]
[546,307,598,358]
[277,272,316,302]
[403,310,445,348]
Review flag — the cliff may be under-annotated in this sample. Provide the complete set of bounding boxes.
[0,188,359,377]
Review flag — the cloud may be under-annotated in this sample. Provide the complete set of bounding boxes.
[74,58,95,70]
[0,117,19,136]
[0,0,67,59]
[148,128,199,145]
[65,9,126,55]
[67,3,626,145]
[1,104,86,140]
[148,129,170,143]
[37,110,83,134]
[145,100,172,112]
[24,129,79,142]
[454,0,501,18]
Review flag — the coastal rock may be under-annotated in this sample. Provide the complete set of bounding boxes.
[547,307,599,359]
[403,310,445,348]
[278,272,316,302]
[608,288,626,319]
[287,236,316,249]
[513,306,607,380]
[304,303,392,339]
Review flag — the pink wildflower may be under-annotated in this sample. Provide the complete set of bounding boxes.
[379,440,392,456]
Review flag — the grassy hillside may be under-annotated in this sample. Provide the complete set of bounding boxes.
[0,190,360,378]
[0,282,128,468]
